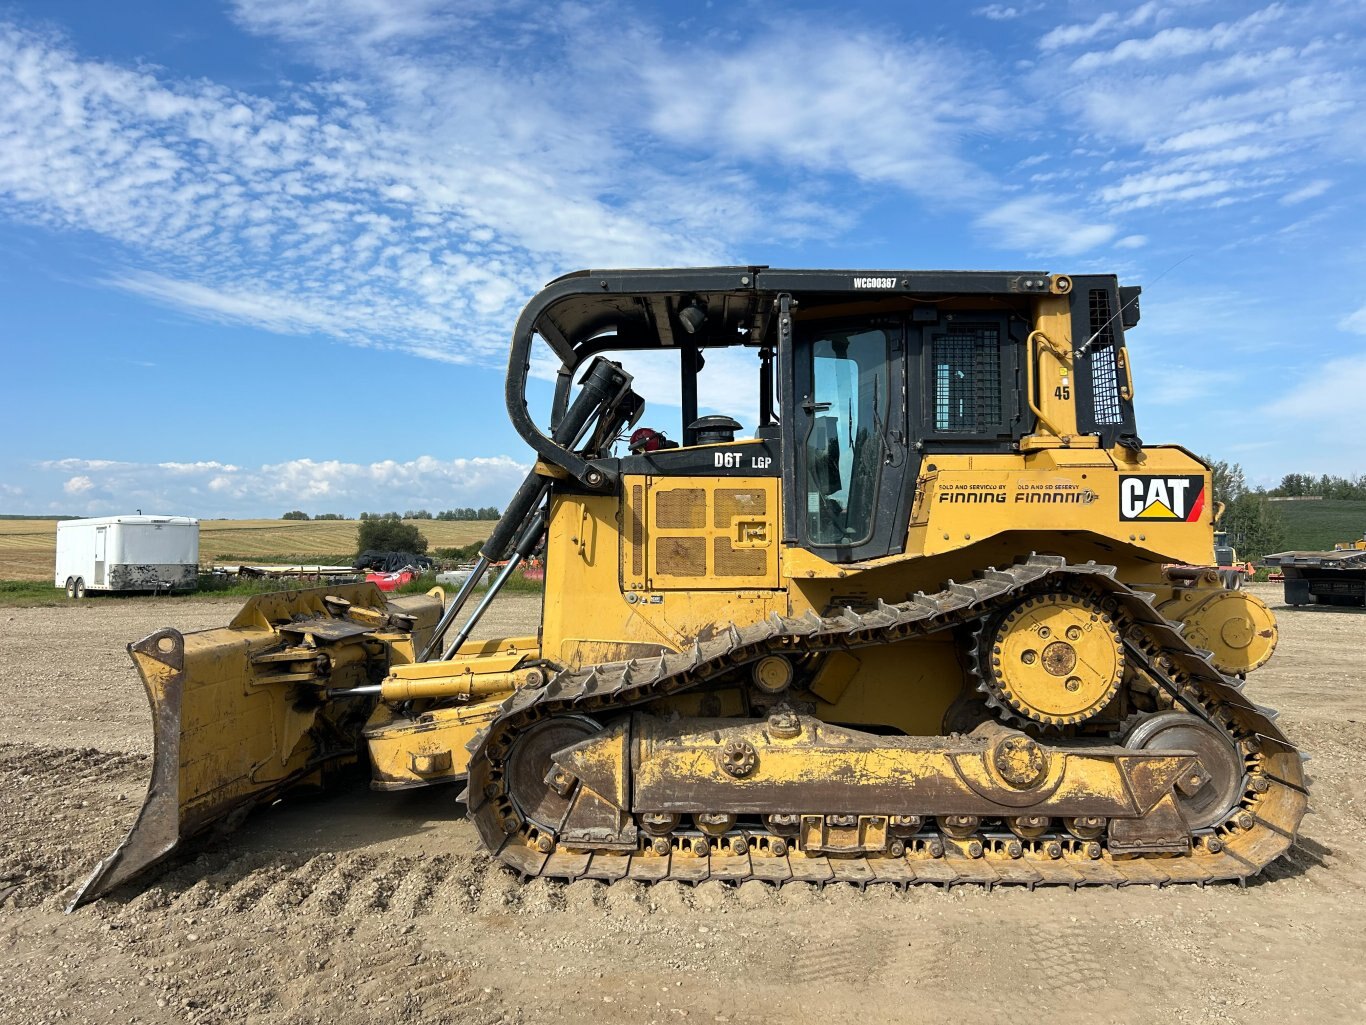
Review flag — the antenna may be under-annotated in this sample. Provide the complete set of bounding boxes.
[1075,253,1193,358]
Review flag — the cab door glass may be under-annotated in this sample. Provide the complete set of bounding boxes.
[805,328,890,545]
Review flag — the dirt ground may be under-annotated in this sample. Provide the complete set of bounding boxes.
[2,583,1364,1025]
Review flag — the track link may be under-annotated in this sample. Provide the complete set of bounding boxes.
[464,556,1307,888]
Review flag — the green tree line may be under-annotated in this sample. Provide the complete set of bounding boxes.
[358,508,500,521]
[1204,458,1285,561]
[1269,474,1366,500]
[283,508,502,521]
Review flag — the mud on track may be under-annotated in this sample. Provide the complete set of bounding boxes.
[2,585,1366,1024]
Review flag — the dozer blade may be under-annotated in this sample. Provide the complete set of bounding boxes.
[71,583,437,910]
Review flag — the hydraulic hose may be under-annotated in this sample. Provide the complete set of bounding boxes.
[420,357,629,661]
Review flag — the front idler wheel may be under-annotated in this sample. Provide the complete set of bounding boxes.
[503,715,600,833]
[1123,711,1245,830]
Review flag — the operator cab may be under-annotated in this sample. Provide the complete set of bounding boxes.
[790,304,1028,560]
[507,268,1141,564]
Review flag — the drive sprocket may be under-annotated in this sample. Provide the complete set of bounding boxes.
[978,592,1124,727]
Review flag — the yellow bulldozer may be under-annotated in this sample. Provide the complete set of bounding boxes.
[75,268,1303,905]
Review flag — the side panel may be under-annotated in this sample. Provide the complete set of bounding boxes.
[119,523,201,565]
[108,564,200,591]
[54,523,89,586]
[109,524,201,591]
[542,482,787,669]
[808,635,964,736]
[542,491,663,667]
[904,447,1214,567]
[639,475,780,591]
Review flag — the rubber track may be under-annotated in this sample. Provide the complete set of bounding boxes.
[464,556,1308,889]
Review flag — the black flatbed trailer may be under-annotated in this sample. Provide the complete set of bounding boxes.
[1263,546,1366,607]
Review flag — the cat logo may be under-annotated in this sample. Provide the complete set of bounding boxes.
[1119,474,1206,522]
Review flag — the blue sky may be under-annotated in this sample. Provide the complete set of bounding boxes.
[1,0,1363,517]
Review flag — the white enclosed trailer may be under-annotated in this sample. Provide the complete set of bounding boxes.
[55,515,200,597]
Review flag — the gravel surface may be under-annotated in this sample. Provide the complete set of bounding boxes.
[1,584,1364,1024]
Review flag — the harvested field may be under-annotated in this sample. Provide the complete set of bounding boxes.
[1,583,1364,1024]
[0,518,496,582]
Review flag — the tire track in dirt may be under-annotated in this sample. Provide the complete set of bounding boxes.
[89,843,513,1025]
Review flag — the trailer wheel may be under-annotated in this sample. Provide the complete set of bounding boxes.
[73,577,86,599]
[65,577,76,598]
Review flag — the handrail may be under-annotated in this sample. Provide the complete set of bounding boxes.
[1025,330,1064,437]
[1119,347,1136,401]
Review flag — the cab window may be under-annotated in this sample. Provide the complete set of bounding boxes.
[805,328,889,546]
[930,323,1003,434]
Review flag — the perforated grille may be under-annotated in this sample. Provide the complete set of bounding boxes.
[655,489,706,529]
[714,488,767,528]
[1088,288,1124,425]
[630,484,644,577]
[932,325,1001,432]
[655,536,706,576]
[714,538,766,577]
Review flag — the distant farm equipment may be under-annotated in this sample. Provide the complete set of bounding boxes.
[1212,530,1255,588]
[353,550,435,591]
[221,564,361,583]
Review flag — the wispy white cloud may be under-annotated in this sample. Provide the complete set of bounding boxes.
[0,7,1125,377]
[107,271,370,346]
[1039,2,1161,52]
[1068,7,1285,71]
[1098,169,1238,211]
[33,454,529,517]
[1340,305,1366,335]
[0,16,736,368]
[974,5,1031,21]
[229,0,479,47]
[41,458,131,472]
[1040,4,1362,222]
[1281,179,1332,205]
[1262,355,1366,421]
[974,196,1116,256]
[1142,363,1240,405]
[641,32,1012,203]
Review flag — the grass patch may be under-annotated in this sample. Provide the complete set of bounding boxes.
[193,574,312,596]
[1274,499,1366,551]
[0,575,336,606]
[0,580,209,606]
[0,580,68,606]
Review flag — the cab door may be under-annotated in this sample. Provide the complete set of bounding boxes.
[792,319,915,562]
